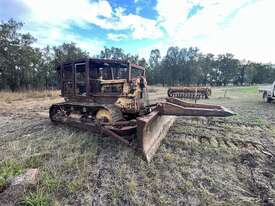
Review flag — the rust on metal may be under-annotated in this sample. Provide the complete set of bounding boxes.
[137,111,176,161]
[168,87,212,99]
[50,58,235,162]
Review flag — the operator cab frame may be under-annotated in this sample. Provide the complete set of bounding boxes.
[57,58,146,101]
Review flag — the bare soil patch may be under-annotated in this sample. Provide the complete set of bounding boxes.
[0,87,274,205]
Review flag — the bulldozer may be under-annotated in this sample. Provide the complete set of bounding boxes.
[49,58,235,161]
[168,87,212,99]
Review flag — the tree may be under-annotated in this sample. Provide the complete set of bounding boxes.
[0,19,38,90]
[148,49,161,84]
[199,53,215,85]
[100,47,126,60]
[216,53,238,86]
[1,19,275,90]
[52,42,89,65]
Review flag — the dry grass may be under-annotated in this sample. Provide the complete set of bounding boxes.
[0,90,61,114]
[0,86,275,205]
[0,90,60,103]
[147,86,163,93]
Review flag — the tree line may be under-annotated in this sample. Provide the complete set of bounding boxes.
[147,48,275,86]
[0,19,274,91]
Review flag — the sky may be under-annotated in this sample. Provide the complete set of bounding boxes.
[0,0,275,63]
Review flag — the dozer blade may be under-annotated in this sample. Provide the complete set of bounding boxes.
[137,111,176,162]
[158,97,235,117]
[136,98,235,162]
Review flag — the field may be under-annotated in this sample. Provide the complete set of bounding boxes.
[0,86,275,205]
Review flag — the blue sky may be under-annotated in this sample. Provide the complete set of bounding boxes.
[1,0,275,62]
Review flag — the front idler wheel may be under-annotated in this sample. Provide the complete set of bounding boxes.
[49,105,63,123]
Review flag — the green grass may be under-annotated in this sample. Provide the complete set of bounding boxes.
[128,177,137,194]
[24,153,51,168]
[0,160,22,190]
[1,86,275,205]
[19,189,52,206]
[227,86,259,94]
[41,172,60,193]
[66,175,86,194]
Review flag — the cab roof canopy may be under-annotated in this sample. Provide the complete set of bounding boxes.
[56,58,145,71]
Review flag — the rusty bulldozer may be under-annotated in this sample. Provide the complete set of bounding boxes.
[50,59,234,161]
[168,87,212,99]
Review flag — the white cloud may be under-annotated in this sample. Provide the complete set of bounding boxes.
[8,0,275,63]
[20,0,163,41]
[156,0,255,44]
[107,33,128,41]
[16,0,164,54]
[22,0,112,26]
[156,0,191,36]
[155,0,275,63]
[206,0,275,63]
[86,8,163,40]
[24,24,103,55]
[137,41,168,60]
[117,14,163,40]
